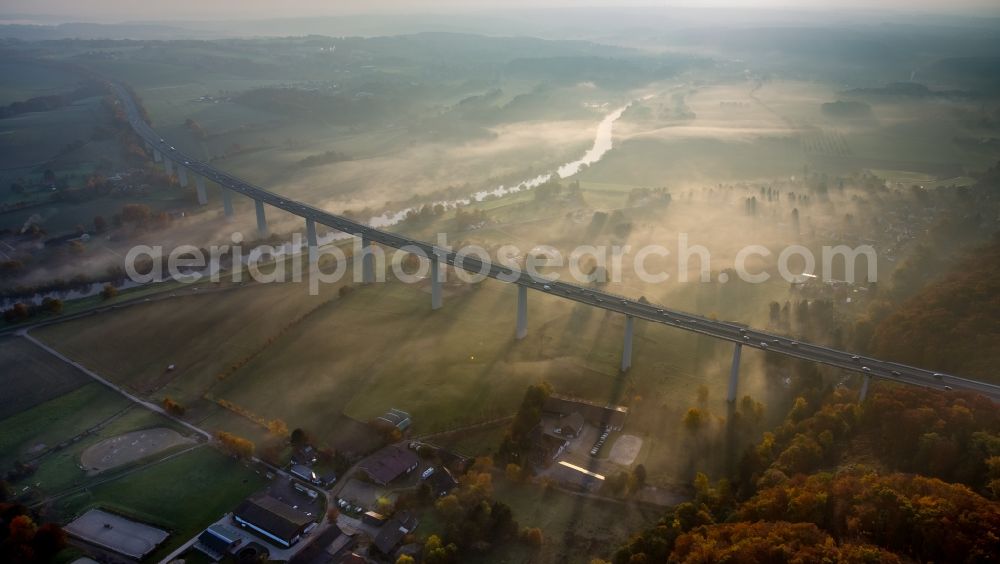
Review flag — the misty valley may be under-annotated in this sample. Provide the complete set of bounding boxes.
[1,6,999,564]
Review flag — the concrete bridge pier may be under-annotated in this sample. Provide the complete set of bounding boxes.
[153,148,162,162]
[255,200,268,237]
[360,235,375,284]
[305,218,318,264]
[221,187,234,217]
[516,284,528,340]
[177,166,189,187]
[163,157,174,176]
[621,315,634,372]
[727,343,743,403]
[859,373,873,403]
[431,256,442,310]
[195,176,208,205]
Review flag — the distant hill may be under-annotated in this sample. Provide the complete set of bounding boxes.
[843,82,933,97]
[0,22,211,40]
[924,57,1000,93]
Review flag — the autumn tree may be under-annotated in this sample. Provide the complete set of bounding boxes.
[41,297,63,314]
[216,431,254,459]
[4,303,30,322]
[290,427,309,447]
[100,283,118,300]
[120,203,153,225]
[671,521,900,563]
[0,508,67,564]
[496,382,552,466]
[871,240,1000,380]
[521,527,543,547]
[267,419,289,438]
[32,523,67,562]
[505,463,524,483]
[739,470,1000,562]
[162,397,185,416]
[683,408,705,432]
[423,534,459,564]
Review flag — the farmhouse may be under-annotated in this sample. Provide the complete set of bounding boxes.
[233,494,316,548]
[359,445,419,485]
[530,426,569,466]
[544,394,629,430]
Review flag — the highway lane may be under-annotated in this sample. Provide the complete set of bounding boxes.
[110,83,1000,402]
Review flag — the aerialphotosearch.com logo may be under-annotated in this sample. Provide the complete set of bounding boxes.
[124,232,878,295]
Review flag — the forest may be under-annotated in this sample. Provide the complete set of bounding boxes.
[608,383,1000,563]
[871,238,1000,382]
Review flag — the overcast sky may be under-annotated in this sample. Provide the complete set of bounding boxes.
[3,0,999,23]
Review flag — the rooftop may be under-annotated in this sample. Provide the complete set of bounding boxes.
[426,467,458,497]
[359,445,419,485]
[376,408,412,430]
[373,511,418,554]
[233,494,315,544]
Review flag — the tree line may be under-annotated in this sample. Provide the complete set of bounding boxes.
[608,384,1000,563]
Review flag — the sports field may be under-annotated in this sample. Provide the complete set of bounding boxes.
[79,427,194,474]
[53,446,269,562]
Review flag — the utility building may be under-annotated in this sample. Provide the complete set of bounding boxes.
[233,494,316,548]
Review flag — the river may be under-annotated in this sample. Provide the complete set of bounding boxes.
[367,101,633,228]
[2,99,637,308]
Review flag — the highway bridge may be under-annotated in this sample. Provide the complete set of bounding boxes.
[110,83,1000,404]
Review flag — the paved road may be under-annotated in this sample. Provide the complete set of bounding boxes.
[110,82,1000,402]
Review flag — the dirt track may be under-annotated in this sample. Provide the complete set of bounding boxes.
[79,427,192,474]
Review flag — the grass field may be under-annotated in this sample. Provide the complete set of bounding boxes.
[5,398,193,498]
[0,337,90,419]
[36,280,339,401]
[0,96,107,172]
[432,423,509,458]
[0,340,204,503]
[0,382,128,471]
[36,254,791,485]
[0,61,79,106]
[49,446,268,563]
